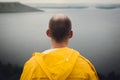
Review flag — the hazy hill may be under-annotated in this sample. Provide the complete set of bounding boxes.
[0,2,43,12]
[95,4,120,9]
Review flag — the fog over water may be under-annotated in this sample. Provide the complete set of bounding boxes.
[0,7,120,75]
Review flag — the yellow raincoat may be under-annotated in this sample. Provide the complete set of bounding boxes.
[20,47,99,80]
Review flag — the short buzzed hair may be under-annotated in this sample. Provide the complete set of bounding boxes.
[49,14,72,42]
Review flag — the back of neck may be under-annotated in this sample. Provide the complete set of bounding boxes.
[51,39,68,48]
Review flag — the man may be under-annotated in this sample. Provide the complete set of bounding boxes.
[20,14,99,80]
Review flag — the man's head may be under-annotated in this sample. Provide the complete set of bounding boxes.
[47,14,73,43]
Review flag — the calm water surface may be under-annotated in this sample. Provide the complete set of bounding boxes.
[0,8,120,75]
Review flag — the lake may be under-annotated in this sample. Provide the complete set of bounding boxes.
[0,7,120,75]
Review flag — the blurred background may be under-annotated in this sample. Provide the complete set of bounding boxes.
[0,0,120,80]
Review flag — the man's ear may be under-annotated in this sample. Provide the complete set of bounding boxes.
[68,30,73,39]
[46,29,51,37]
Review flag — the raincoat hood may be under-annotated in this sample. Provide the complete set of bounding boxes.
[33,47,79,80]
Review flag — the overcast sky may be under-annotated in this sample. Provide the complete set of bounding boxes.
[0,0,120,3]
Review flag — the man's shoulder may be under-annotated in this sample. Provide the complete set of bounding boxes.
[71,49,93,66]
[24,52,42,66]
[74,52,97,73]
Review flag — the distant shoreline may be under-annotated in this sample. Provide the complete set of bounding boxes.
[1,2,120,12]
[26,3,120,10]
